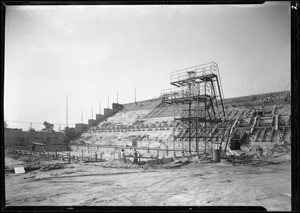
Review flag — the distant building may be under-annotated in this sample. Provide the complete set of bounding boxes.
[4,128,68,151]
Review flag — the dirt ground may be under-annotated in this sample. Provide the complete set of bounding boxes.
[4,152,291,211]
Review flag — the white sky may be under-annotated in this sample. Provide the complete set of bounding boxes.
[4,2,291,128]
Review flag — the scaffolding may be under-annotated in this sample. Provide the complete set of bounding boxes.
[161,62,226,156]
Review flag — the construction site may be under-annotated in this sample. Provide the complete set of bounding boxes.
[4,62,292,210]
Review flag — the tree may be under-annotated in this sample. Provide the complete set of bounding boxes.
[42,121,55,132]
[63,127,80,143]
[4,121,8,129]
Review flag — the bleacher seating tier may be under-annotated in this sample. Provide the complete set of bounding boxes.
[73,90,291,148]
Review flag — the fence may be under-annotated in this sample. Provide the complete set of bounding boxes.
[12,149,104,163]
[11,144,179,165]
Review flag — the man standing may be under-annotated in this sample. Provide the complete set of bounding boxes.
[133,149,138,164]
[121,149,127,163]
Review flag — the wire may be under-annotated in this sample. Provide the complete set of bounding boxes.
[5,120,76,126]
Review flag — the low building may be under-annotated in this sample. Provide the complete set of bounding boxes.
[4,128,69,152]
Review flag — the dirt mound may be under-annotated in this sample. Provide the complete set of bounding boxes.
[25,164,42,172]
[7,151,53,164]
[100,159,152,170]
[8,162,66,173]
[6,150,66,173]
[40,163,65,172]
[5,166,15,174]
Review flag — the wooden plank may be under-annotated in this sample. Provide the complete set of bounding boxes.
[31,142,46,146]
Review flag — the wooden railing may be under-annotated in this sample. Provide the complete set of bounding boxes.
[11,144,181,165]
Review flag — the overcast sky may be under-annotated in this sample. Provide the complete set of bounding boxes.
[4,2,290,129]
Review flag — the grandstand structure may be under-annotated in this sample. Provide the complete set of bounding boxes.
[160,62,226,156]
[72,62,291,160]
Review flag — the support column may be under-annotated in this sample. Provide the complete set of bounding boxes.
[196,98,199,156]
[210,123,213,152]
[188,102,191,154]
[173,103,176,156]
[204,78,207,156]
[196,120,198,155]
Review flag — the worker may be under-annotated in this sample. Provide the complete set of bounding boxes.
[121,149,127,163]
[258,146,264,157]
[31,143,35,153]
[133,149,138,164]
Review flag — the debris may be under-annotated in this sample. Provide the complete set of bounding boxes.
[40,163,65,172]
[170,160,191,168]
[25,164,41,172]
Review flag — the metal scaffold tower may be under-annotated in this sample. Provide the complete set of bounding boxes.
[161,62,226,156]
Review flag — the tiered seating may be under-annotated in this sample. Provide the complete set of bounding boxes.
[278,115,290,126]
[107,109,151,125]
[156,107,176,117]
[246,128,260,143]
[222,91,290,107]
[74,90,291,148]
[262,128,273,142]
[243,100,291,143]
[256,128,266,142]
[143,107,167,118]
[282,126,291,144]
[123,98,161,111]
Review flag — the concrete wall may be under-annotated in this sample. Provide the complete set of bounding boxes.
[123,98,162,111]
[75,123,88,133]
[96,114,105,122]
[4,129,69,151]
[112,103,124,111]
[104,108,115,117]
[120,91,289,112]
[222,90,291,106]
[88,119,97,127]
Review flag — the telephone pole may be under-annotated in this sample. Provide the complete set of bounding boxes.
[134,87,137,104]
[66,94,68,127]
[99,101,101,114]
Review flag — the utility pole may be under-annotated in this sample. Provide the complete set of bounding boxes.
[134,87,137,104]
[108,96,109,108]
[99,101,101,114]
[117,90,118,104]
[81,111,83,123]
[66,94,68,127]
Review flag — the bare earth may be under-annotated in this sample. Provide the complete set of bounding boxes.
[5,156,291,211]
